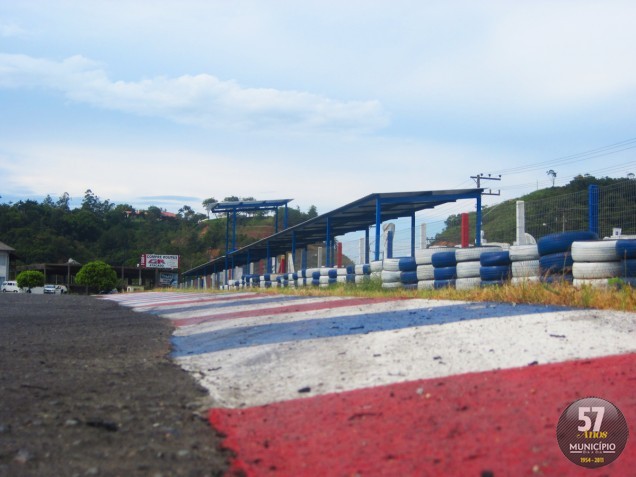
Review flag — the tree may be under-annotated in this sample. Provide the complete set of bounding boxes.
[75,260,118,292]
[546,169,557,187]
[16,270,45,292]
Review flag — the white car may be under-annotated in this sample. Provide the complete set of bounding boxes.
[1,281,21,292]
[44,284,57,294]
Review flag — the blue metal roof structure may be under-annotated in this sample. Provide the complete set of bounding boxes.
[183,188,483,279]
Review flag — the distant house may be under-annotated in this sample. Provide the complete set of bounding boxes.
[0,240,17,283]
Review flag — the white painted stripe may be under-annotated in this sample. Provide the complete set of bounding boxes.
[105,292,636,409]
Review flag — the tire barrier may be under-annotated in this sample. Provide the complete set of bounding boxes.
[431,251,457,268]
[456,277,481,290]
[434,279,456,289]
[510,244,541,283]
[537,231,598,256]
[382,258,419,288]
[480,251,511,283]
[433,266,456,281]
[455,246,502,262]
[571,240,620,262]
[617,239,636,259]
[622,259,636,277]
[570,240,623,288]
[456,261,481,279]
[539,252,573,275]
[414,247,456,291]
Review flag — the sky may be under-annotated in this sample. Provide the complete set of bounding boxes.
[1,0,636,225]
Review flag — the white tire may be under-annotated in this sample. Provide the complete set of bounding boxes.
[509,244,539,261]
[455,246,502,262]
[417,280,435,290]
[511,260,540,278]
[456,277,481,290]
[370,260,383,272]
[370,271,381,280]
[456,261,481,278]
[354,275,369,284]
[511,276,541,285]
[381,270,401,283]
[572,261,622,279]
[571,240,620,262]
[382,281,403,289]
[416,264,435,281]
[573,278,611,288]
[415,247,455,265]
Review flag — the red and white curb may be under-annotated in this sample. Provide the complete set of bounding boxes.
[103,291,636,476]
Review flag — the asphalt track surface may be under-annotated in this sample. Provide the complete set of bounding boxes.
[0,294,228,477]
[102,291,636,477]
[2,291,634,476]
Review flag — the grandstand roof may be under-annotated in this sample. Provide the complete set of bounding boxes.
[183,188,482,277]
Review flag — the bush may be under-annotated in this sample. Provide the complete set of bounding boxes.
[16,270,45,291]
[75,261,118,292]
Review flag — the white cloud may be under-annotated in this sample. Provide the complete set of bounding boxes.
[0,53,388,133]
[0,22,27,38]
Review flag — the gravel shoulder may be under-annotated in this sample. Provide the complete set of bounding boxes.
[0,294,229,477]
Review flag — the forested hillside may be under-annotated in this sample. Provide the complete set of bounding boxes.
[0,190,318,270]
[434,175,636,245]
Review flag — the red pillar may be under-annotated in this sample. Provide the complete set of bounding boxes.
[461,213,470,248]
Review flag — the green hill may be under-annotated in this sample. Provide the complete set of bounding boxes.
[434,175,636,245]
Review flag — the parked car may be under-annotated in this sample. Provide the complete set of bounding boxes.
[1,281,21,293]
[43,284,57,294]
[56,285,68,294]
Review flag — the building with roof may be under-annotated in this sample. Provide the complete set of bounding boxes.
[0,240,18,283]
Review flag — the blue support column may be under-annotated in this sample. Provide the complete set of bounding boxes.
[275,209,279,233]
[301,248,307,270]
[374,197,382,261]
[365,228,370,264]
[326,217,331,267]
[291,231,296,271]
[284,204,288,230]
[232,208,237,251]
[386,230,393,258]
[589,184,599,236]
[411,212,416,257]
[476,194,482,246]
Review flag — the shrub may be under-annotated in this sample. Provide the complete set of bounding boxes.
[16,270,45,291]
[75,261,118,292]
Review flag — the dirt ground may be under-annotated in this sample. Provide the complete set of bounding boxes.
[0,294,230,477]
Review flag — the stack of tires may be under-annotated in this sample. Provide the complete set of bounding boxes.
[318,267,338,287]
[370,260,383,281]
[571,240,621,288]
[415,247,454,290]
[354,264,371,284]
[432,250,457,289]
[381,257,418,289]
[510,245,541,284]
[455,246,502,290]
[480,250,512,286]
[335,266,355,284]
[537,231,598,283]
[617,239,636,286]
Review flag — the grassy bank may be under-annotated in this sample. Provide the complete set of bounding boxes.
[181,279,636,313]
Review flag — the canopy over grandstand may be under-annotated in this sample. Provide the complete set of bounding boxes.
[183,188,483,281]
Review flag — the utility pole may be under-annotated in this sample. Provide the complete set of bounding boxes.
[471,173,501,196]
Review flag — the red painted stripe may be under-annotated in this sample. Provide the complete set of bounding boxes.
[210,353,636,476]
[174,297,402,327]
[135,293,259,309]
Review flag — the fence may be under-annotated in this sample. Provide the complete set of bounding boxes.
[338,180,636,264]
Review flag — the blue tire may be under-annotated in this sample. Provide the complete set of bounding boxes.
[311,279,320,286]
[328,269,338,279]
[481,280,504,287]
[539,252,573,274]
[621,259,636,277]
[480,265,511,281]
[434,279,456,289]
[346,274,356,283]
[434,266,457,280]
[432,251,457,268]
[480,251,511,267]
[542,274,573,284]
[617,240,636,259]
[537,231,598,256]
[312,271,321,280]
[400,271,418,284]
